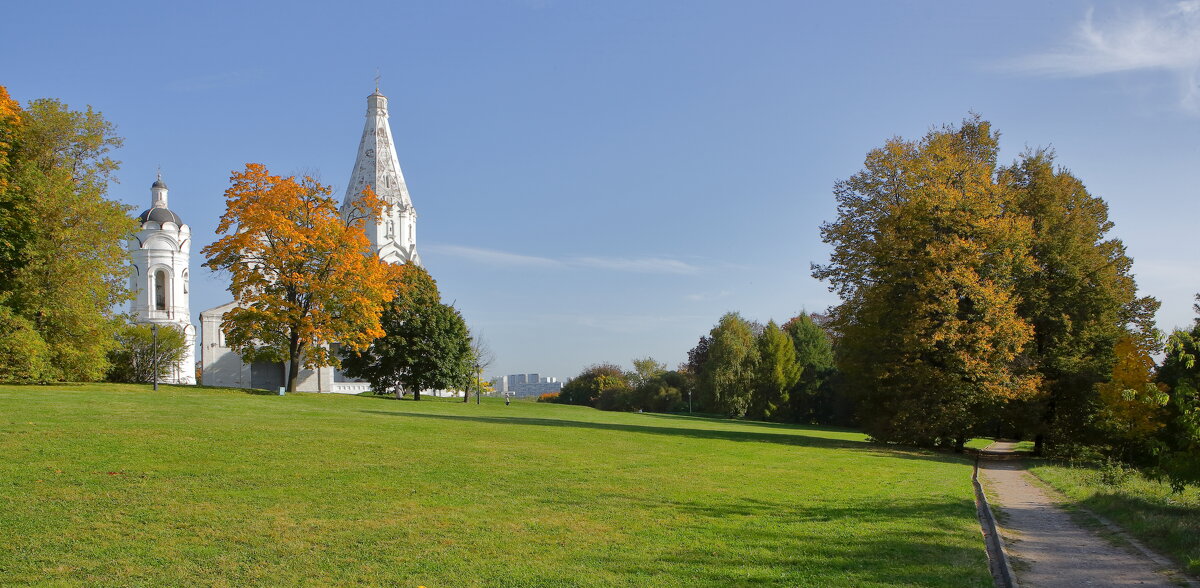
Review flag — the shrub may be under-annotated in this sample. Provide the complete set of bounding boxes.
[537,392,560,403]
[0,305,49,383]
[106,323,189,384]
[594,385,635,411]
[559,363,630,406]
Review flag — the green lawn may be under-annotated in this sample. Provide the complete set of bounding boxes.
[0,384,990,586]
[1029,462,1200,575]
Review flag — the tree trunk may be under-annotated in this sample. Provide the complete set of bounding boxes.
[1035,398,1056,457]
[413,388,421,401]
[286,335,303,393]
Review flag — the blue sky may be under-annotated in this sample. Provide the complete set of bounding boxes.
[3,1,1198,380]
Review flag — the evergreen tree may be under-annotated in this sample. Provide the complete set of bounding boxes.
[749,320,800,421]
[783,313,838,424]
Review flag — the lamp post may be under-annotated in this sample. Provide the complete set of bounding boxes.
[151,324,158,391]
[687,389,692,413]
[475,363,481,405]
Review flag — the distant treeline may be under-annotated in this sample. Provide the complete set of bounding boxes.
[541,311,850,426]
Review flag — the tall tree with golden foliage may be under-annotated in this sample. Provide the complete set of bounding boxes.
[813,116,1039,449]
[202,164,400,392]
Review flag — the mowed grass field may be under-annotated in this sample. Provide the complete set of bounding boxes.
[0,384,990,587]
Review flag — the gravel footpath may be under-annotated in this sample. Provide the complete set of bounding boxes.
[978,441,1188,587]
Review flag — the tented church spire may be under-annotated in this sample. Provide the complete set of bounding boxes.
[342,87,420,265]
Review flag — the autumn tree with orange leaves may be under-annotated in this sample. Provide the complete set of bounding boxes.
[202,163,401,392]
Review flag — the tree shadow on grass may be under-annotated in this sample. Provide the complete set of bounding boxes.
[360,410,972,465]
[642,411,863,436]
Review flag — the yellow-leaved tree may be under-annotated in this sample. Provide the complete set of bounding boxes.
[202,163,401,392]
[1095,334,1169,460]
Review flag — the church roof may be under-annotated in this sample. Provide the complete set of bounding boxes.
[152,178,168,189]
[138,207,183,225]
[342,91,415,212]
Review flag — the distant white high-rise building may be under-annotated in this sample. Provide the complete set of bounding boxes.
[493,373,563,397]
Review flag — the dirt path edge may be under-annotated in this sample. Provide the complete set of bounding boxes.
[973,452,1019,588]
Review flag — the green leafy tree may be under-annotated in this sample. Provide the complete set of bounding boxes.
[813,116,1039,449]
[106,323,189,384]
[558,363,629,407]
[699,312,760,417]
[630,357,667,388]
[678,335,711,410]
[630,371,686,413]
[0,88,136,382]
[464,331,495,403]
[1159,295,1200,488]
[749,320,801,421]
[1002,150,1160,454]
[0,85,27,291]
[341,263,474,400]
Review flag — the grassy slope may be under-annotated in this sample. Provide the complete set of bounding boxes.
[1029,463,1200,575]
[0,385,989,587]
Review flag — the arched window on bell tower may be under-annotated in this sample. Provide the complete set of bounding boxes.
[154,269,168,311]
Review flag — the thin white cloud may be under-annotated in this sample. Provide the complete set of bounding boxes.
[572,256,700,275]
[425,244,563,268]
[1006,2,1200,112]
[427,244,701,275]
[556,313,708,334]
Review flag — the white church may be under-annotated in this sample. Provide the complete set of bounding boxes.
[131,89,421,392]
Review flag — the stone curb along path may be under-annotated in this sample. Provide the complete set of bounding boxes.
[977,441,1196,588]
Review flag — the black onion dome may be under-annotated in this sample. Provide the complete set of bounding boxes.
[152,178,168,189]
[138,207,183,225]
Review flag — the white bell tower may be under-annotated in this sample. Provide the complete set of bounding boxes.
[128,173,196,384]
